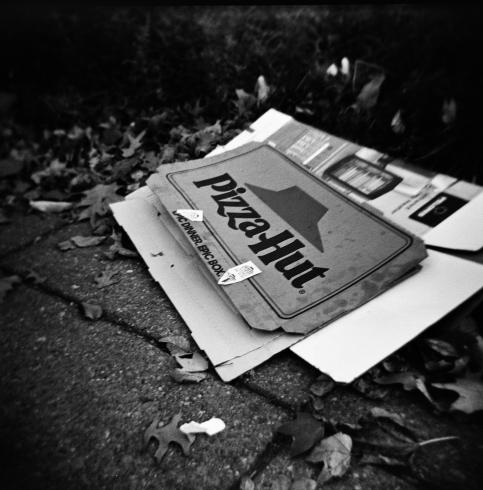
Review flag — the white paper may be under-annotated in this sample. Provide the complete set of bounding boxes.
[179,418,225,436]
[218,261,262,285]
[176,209,204,222]
[291,250,483,383]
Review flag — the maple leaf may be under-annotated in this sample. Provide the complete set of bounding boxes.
[94,269,120,288]
[306,432,352,484]
[433,375,483,414]
[144,413,193,463]
[122,130,146,158]
[276,412,324,457]
[78,184,123,226]
[0,275,21,303]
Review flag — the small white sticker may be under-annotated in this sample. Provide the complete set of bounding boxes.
[177,209,204,221]
[218,261,262,285]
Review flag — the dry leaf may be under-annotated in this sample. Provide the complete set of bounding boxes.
[307,432,352,484]
[368,407,406,428]
[171,369,207,384]
[374,372,434,404]
[81,301,103,320]
[433,376,483,414]
[0,275,21,303]
[78,184,123,226]
[355,73,386,111]
[276,412,324,457]
[122,129,146,158]
[57,239,76,251]
[104,231,138,260]
[144,413,193,463]
[70,235,107,248]
[94,269,120,288]
[360,453,407,467]
[30,200,73,213]
[391,110,405,134]
[424,338,459,358]
[174,352,208,372]
[310,373,335,398]
[159,335,191,355]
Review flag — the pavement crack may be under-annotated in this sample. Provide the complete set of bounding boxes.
[0,263,174,356]
[235,379,296,414]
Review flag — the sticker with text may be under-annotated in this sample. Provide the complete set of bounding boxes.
[177,209,204,221]
[217,261,262,285]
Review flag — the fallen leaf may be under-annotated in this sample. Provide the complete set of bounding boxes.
[78,184,123,226]
[290,477,317,490]
[351,376,388,400]
[234,89,257,116]
[433,376,483,413]
[360,453,407,467]
[0,275,21,303]
[104,231,138,260]
[355,73,386,111]
[81,301,103,320]
[310,373,335,398]
[174,352,209,372]
[276,412,324,457]
[159,335,191,355]
[391,110,405,134]
[424,338,459,358]
[70,235,107,248]
[374,372,434,404]
[171,369,207,384]
[144,413,193,463]
[122,129,146,158]
[368,407,406,428]
[57,239,76,251]
[30,200,73,213]
[306,432,352,484]
[94,269,120,288]
[0,157,23,178]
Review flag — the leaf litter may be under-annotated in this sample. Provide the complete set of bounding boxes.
[276,412,324,457]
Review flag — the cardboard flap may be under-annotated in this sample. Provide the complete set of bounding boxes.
[110,197,300,381]
[291,250,483,383]
[423,191,483,251]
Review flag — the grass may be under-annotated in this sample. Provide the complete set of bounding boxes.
[1,5,482,181]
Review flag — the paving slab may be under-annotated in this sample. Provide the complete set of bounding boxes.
[1,222,196,345]
[0,286,288,490]
[0,211,68,256]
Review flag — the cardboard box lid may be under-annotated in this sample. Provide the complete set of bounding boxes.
[147,142,427,335]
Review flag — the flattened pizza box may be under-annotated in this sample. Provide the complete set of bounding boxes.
[146,142,427,336]
[111,109,483,382]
